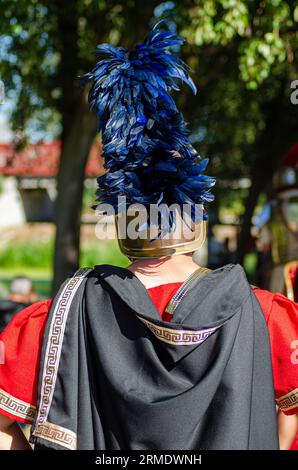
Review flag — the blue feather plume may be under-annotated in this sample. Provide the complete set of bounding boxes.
[84,23,215,230]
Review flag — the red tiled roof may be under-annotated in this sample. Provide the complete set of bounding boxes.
[0,139,105,177]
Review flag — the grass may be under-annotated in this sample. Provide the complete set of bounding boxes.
[0,242,53,269]
[0,239,129,299]
[80,240,129,268]
[0,237,258,298]
[0,239,129,270]
[243,253,257,283]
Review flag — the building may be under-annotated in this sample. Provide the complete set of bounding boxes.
[0,139,104,227]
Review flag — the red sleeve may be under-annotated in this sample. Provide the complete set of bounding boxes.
[0,299,52,424]
[255,288,298,415]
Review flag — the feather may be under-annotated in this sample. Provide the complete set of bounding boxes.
[84,23,215,231]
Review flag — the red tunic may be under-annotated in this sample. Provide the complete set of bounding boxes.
[0,285,298,426]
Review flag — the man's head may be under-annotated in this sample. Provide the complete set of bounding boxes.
[9,276,37,305]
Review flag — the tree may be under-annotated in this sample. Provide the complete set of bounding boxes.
[1,0,297,283]
[0,0,161,292]
[176,0,298,262]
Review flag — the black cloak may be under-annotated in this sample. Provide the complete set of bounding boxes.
[30,264,278,450]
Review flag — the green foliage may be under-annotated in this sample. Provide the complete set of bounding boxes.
[0,241,53,268]
[0,239,129,298]
[80,240,129,268]
[176,0,298,234]
[0,239,129,270]
[1,0,297,185]
[182,0,297,88]
[82,182,97,211]
[0,0,297,262]
[243,253,257,282]
[190,0,249,46]
[0,0,162,143]
[239,34,287,89]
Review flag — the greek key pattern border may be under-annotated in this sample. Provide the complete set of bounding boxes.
[34,268,91,428]
[33,421,77,450]
[276,388,298,412]
[137,315,218,346]
[0,388,36,422]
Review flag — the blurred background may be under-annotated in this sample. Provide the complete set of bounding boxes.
[0,0,297,302]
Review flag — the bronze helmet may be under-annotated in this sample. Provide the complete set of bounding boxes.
[115,204,206,259]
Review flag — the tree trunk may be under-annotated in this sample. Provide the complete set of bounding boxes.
[51,1,161,293]
[52,97,97,293]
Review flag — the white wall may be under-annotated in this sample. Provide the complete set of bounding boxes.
[0,177,25,229]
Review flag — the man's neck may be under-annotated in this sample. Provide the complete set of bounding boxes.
[127,253,201,289]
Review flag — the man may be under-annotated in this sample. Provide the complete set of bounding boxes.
[0,24,298,450]
[256,143,298,449]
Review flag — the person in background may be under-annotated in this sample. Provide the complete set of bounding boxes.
[208,229,228,270]
[0,277,37,333]
[255,143,298,449]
